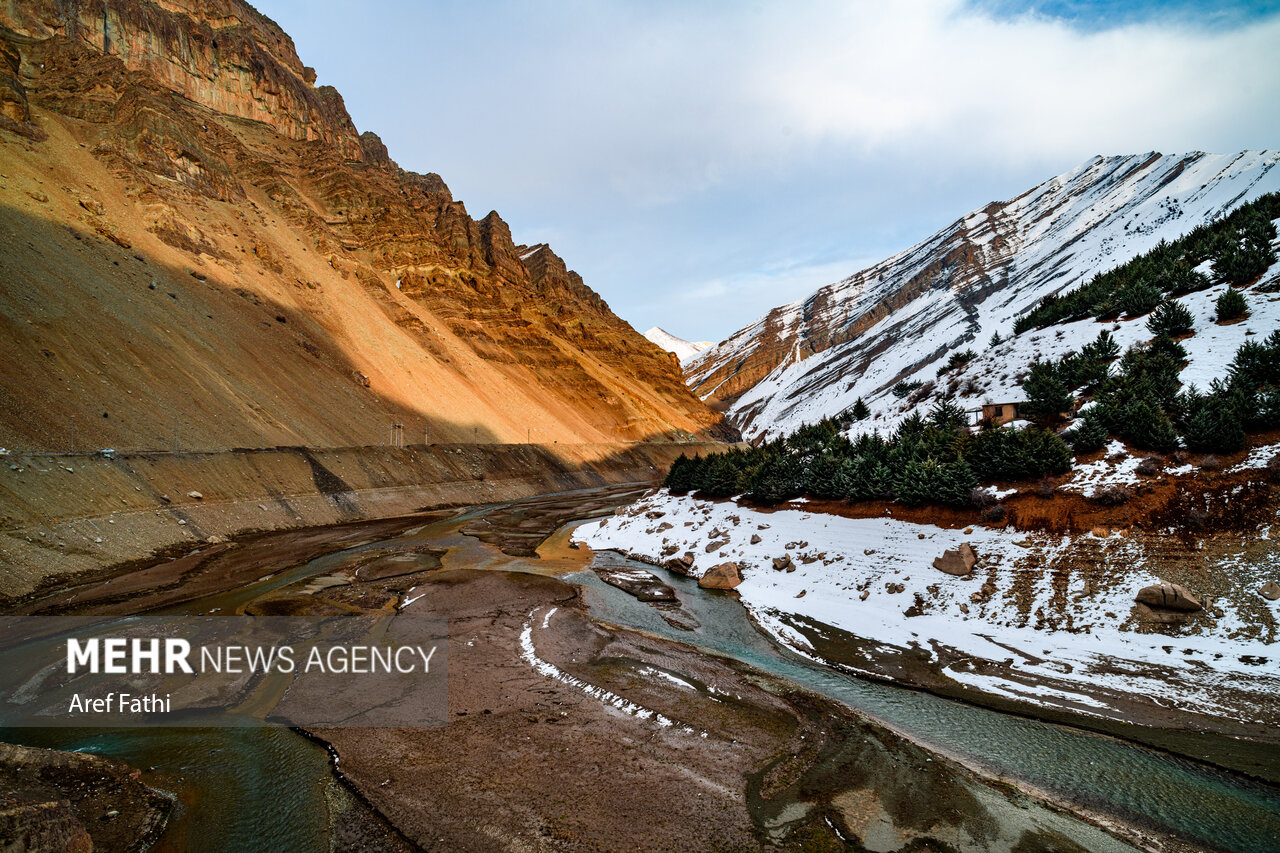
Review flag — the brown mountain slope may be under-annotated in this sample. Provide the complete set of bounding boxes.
[0,0,733,452]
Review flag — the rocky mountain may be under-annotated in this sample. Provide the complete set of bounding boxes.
[642,326,712,364]
[688,152,1280,439]
[0,0,733,451]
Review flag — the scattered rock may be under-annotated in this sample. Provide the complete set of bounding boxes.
[794,590,806,599]
[78,197,105,215]
[859,589,870,601]
[186,491,203,500]
[885,582,905,594]
[749,534,761,545]
[1258,581,1280,601]
[698,562,742,590]
[665,552,695,575]
[933,543,978,577]
[704,539,729,553]
[771,555,793,571]
[598,568,677,603]
[917,533,926,540]
[1091,526,1110,538]
[1134,582,1202,612]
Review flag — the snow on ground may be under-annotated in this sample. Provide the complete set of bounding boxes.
[575,491,1280,723]
[1232,442,1280,472]
[1059,440,1143,498]
[519,605,705,736]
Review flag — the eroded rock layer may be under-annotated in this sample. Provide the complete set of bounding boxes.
[0,0,733,450]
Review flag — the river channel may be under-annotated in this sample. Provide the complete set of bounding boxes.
[2,486,1278,852]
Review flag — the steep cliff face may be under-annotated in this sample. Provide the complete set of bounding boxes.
[689,152,1280,438]
[0,0,732,451]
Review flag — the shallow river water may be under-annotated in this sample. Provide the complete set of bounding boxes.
[3,492,1279,852]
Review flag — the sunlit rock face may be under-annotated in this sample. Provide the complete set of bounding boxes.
[0,0,736,449]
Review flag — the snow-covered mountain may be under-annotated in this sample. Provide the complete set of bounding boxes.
[687,151,1280,439]
[644,326,714,364]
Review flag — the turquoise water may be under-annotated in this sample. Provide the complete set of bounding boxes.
[573,550,1280,853]
[2,495,1278,852]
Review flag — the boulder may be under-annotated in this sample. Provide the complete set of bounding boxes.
[704,539,729,553]
[933,543,977,577]
[1134,582,1202,612]
[665,552,695,575]
[771,554,793,571]
[1259,581,1280,601]
[698,562,742,590]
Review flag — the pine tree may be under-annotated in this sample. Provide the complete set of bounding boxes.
[1146,299,1194,337]
[1021,359,1072,420]
[850,397,870,421]
[1068,408,1109,453]
[929,398,966,433]
[1117,398,1178,452]
[1216,287,1248,321]
[1116,281,1163,317]
[664,454,694,492]
[990,331,1003,347]
[1182,401,1245,454]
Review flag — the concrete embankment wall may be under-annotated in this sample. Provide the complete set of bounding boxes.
[0,442,724,598]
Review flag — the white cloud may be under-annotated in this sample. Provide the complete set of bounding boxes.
[260,0,1280,340]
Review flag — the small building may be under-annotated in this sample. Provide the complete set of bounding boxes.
[980,402,1022,428]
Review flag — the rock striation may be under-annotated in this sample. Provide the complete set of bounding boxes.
[687,151,1280,438]
[0,0,734,451]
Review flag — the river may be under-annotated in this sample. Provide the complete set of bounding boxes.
[2,488,1278,852]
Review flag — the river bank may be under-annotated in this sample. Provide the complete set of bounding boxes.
[2,485,1278,851]
[575,489,1280,783]
[0,441,728,601]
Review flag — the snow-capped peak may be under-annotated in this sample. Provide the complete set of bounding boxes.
[644,327,714,364]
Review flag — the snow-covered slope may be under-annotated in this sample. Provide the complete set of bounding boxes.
[688,151,1280,439]
[644,326,713,364]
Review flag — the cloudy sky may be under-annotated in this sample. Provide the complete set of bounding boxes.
[255,0,1280,343]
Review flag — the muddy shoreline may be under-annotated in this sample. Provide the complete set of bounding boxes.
[2,485,1276,851]
[611,545,1280,787]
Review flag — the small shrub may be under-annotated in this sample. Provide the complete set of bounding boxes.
[1216,287,1248,321]
[1267,453,1280,483]
[937,349,977,377]
[1091,485,1132,506]
[1135,456,1162,476]
[1199,454,1224,471]
[1035,476,1057,499]
[982,504,1007,523]
[969,486,993,508]
[1187,507,1210,528]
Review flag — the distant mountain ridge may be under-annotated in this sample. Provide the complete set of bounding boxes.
[687,151,1280,438]
[644,327,713,363]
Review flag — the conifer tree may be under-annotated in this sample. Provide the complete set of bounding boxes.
[1216,287,1248,321]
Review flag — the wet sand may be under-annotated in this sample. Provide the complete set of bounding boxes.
[311,569,1135,852]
